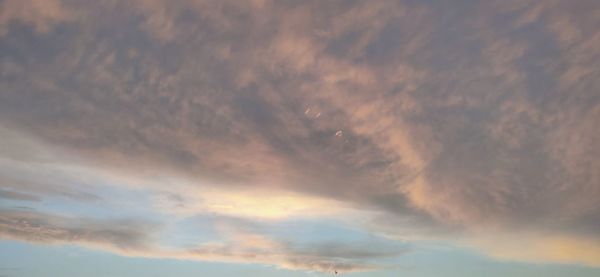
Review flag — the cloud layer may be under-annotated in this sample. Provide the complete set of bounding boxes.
[0,0,599,272]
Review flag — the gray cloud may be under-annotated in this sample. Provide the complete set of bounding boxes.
[0,0,598,268]
[0,189,39,202]
[0,209,156,252]
[283,241,407,272]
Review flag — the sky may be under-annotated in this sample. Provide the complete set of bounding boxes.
[0,0,599,276]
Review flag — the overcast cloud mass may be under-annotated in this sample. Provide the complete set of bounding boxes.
[0,0,599,276]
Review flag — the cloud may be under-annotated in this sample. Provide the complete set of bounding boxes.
[0,0,599,271]
[0,126,101,203]
[0,0,72,36]
[467,232,600,267]
[0,207,406,273]
[181,236,402,273]
[0,189,39,202]
[0,209,156,253]
[151,185,361,220]
[173,220,408,273]
[0,126,405,272]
